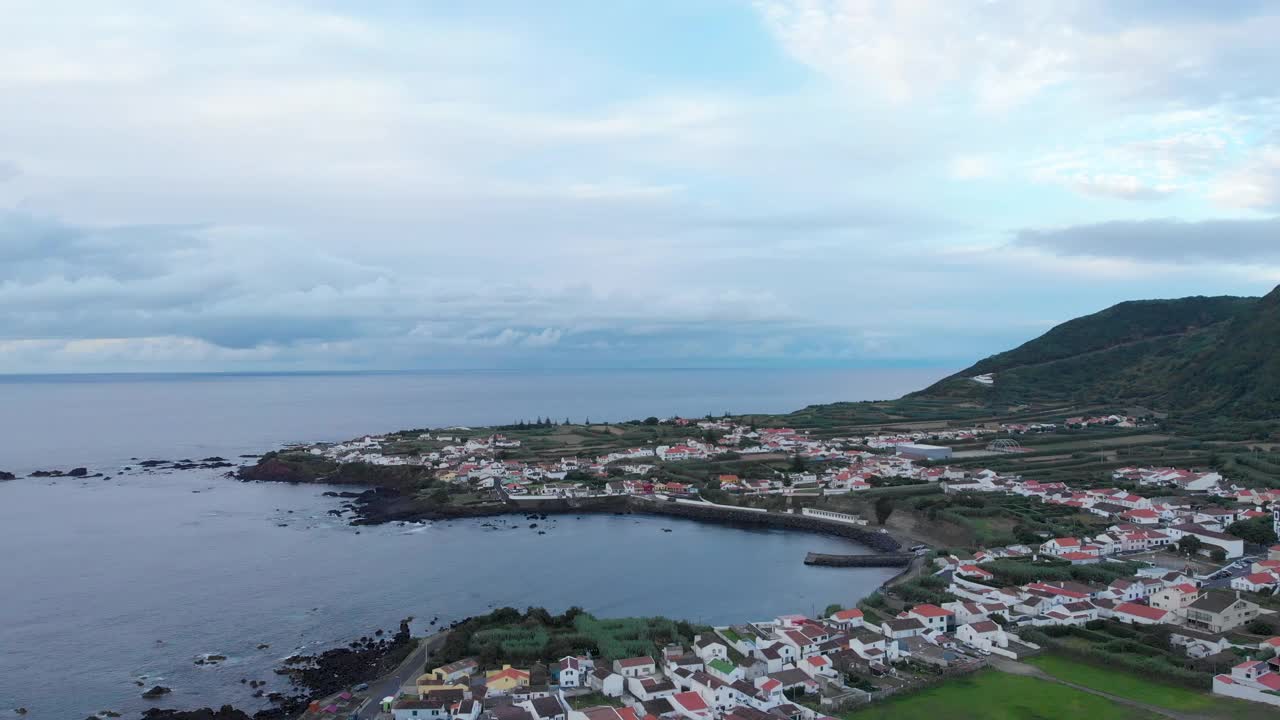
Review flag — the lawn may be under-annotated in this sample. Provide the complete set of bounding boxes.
[844,670,1161,720]
[567,692,623,710]
[1026,654,1276,719]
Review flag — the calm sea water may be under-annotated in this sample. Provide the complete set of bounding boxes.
[0,369,945,720]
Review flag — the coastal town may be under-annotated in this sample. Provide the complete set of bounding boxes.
[337,534,1280,720]
[282,414,1280,718]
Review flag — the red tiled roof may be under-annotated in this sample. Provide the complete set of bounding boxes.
[1115,602,1167,621]
[909,604,953,618]
[672,691,708,711]
[1257,673,1280,690]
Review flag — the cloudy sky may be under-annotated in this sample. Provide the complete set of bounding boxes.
[2,0,1279,373]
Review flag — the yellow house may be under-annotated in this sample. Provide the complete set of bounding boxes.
[484,665,530,694]
[414,672,467,697]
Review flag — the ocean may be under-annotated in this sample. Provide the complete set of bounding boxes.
[0,368,947,720]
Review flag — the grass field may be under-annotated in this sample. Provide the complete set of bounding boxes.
[1026,655,1276,719]
[844,670,1161,720]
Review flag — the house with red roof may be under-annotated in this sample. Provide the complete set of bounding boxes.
[1113,602,1168,625]
[905,604,954,633]
[956,620,1008,653]
[613,656,656,678]
[828,608,864,628]
[1231,571,1280,593]
[669,691,712,719]
[1118,508,1160,525]
[1214,660,1280,708]
[1039,537,1081,556]
[955,564,994,581]
[799,654,837,680]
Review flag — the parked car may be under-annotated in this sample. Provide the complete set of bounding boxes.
[353,682,369,692]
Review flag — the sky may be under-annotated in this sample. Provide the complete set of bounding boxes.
[2,0,1279,373]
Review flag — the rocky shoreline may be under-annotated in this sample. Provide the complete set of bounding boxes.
[138,618,415,720]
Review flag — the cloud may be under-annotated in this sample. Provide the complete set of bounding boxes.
[1014,217,1280,263]
[2,2,1280,373]
[1210,146,1280,211]
[755,0,1280,111]
[948,155,996,180]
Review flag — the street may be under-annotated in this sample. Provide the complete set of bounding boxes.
[356,631,449,720]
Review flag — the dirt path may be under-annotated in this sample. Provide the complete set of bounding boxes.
[988,657,1208,720]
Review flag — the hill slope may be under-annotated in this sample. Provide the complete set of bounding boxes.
[913,289,1280,420]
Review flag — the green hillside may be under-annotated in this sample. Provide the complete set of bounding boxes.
[911,287,1280,422]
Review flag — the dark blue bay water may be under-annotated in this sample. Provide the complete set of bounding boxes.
[0,369,946,720]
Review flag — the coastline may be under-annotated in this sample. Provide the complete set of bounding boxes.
[288,484,906,554]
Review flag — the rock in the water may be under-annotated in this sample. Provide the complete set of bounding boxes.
[68,467,89,477]
[0,471,15,481]
[142,685,172,699]
[141,706,252,720]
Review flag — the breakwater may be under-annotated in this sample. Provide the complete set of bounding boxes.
[359,490,904,553]
[804,552,914,567]
[624,496,903,552]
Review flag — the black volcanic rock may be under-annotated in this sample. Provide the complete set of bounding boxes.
[142,685,172,699]
[0,471,14,481]
[141,706,252,720]
[68,467,89,477]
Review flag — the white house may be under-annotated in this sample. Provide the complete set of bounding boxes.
[614,656,656,678]
[828,608,865,629]
[905,604,953,633]
[956,621,1008,653]
[1231,572,1280,593]
[1214,660,1280,708]
[589,668,624,698]
[798,654,838,680]
[882,618,926,640]
[1039,537,1083,556]
[555,657,590,688]
[694,635,728,664]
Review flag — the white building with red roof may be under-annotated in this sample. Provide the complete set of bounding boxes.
[1232,571,1280,593]
[905,604,954,633]
[1112,602,1168,625]
[1214,660,1280,708]
[1039,537,1082,556]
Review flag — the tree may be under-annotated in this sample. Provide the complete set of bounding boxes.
[823,604,844,617]
[430,487,450,505]
[643,416,659,425]
[1246,618,1273,635]
[1178,535,1204,555]
[1210,548,1227,563]
[790,454,807,472]
[1227,516,1279,545]
[875,497,896,526]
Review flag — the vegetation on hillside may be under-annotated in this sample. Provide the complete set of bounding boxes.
[908,286,1280,425]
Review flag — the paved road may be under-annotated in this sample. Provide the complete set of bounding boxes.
[988,657,1204,720]
[355,631,450,720]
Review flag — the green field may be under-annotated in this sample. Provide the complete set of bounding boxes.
[844,671,1160,720]
[1026,655,1275,719]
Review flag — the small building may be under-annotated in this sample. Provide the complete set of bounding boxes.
[588,667,624,698]
[614,656,656,678]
